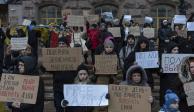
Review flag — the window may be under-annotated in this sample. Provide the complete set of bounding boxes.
[151,4,175,29]
[39,6,62,25]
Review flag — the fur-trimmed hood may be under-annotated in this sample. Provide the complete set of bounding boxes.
[123,65,148,86]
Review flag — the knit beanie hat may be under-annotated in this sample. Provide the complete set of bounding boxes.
[104,39,114,48]
[164,89,179,108]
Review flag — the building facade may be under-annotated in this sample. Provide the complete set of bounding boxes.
[5,0,194,28]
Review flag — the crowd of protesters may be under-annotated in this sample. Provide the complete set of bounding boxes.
[0,12,194,112]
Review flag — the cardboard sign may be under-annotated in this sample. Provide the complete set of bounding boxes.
[162,54,194,73]
[108,85,151,112]
[11,37,28,50]
[85,15,99,24]
[22,19,31,26]
[63,85,108,106]
[41,48,83,71]
[0,74,39,104]
[174,15,187,24]
[135,51,159,68]
[187,22,194,31]
[184,82,194,106]
[108,27,121,37]
[177,30,187,38]
[83,10,91,16]
[143,28,155,38]
[95,55,117,75]
[67,15,85,27]
[129,26,141,36]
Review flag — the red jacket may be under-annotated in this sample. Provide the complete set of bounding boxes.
[87,29,100,49]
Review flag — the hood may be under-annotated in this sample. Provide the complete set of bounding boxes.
[18,56,36,75]
[125,65,148,86]
[178,56,193,83]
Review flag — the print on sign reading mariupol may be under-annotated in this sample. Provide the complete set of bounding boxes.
[108,27,121,37]
[0,74,39,104]
[95,55,117,74]
[135,51,159,68]
[41,48,82,71]
[162,54,194,73]
[63,85,108,106]
[67,15,85,27]
[11,37,28,50]
[108,85,151,112]
[184,82,194,106]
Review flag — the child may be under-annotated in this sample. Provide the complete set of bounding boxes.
[159,89,180,112]
[61,64,93,112]
[120,65,153,103]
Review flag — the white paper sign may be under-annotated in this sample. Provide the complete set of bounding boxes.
[174,15,187,24]
[187,22,194,31]
[135,51,159,68]
[184,82,194,106]
[145,16,153,24]
[162,54,194,73]
[22,19,32,26]
[11,37,28,50]
[123,15,132,23]
[101,12,113,22]
[63,85,108,106]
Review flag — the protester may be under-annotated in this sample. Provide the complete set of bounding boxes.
[158,19,172,53]
[159,89,180,112]
[119,34,135,80]
[178,56,194,111]
[52,37,77,112]
[7,56,44,112]
[61,64,93,112]
[120,65,153,103]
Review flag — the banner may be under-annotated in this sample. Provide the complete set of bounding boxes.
[187,22,194,31]
[108,85,151,112]
[184,82,194,106]
[0,74,39,104]
[143,28,155,38]
[108,27,121,37]
[63,85,108,106]
[162,54,194,73]
[95,55,117,74]
[135,51,159,68]
[11,37,28,50]
[41,48,83,71]
[85,15,99,24]
[174,15,187,24]
[67,15,85,26]
[129,26,140,36]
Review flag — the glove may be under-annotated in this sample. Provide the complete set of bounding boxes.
[61,99,69,108]
[105,93,110,99]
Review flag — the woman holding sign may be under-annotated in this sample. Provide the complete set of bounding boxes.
[7,56,44,112]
